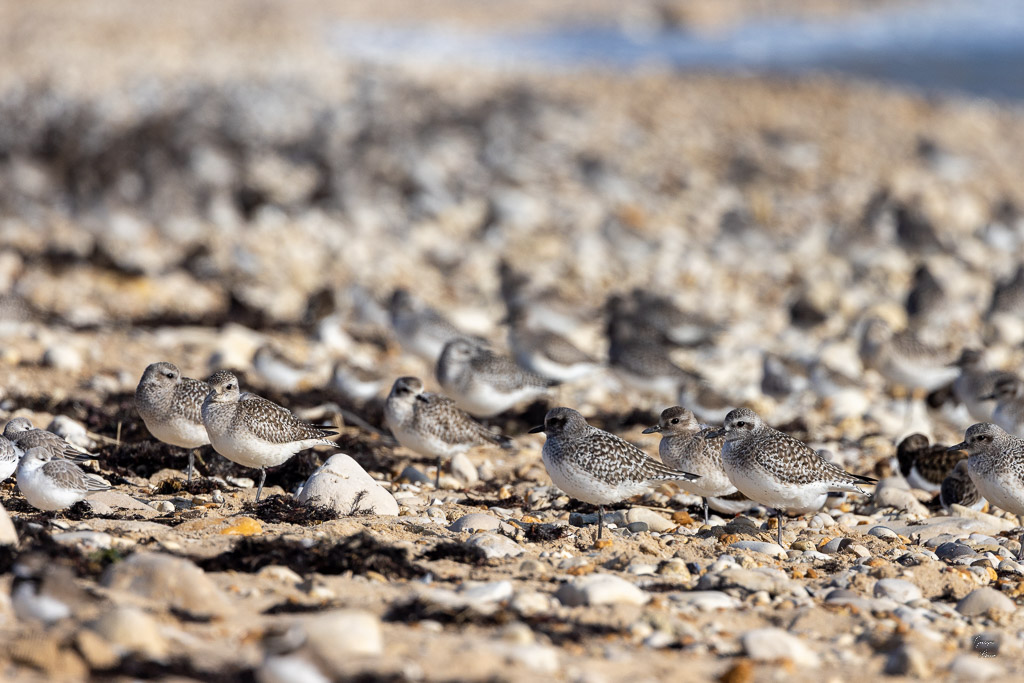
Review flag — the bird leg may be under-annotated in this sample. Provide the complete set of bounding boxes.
[434,456,442,490]
[702,497,710,526]
[255,468,266,503]
[186,449,195,485]
[597,505,604,540]
[776,509,784,547]
[1018,531,1023,563]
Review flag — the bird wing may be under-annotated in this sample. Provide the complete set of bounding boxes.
[239,396,337,444]
[40,459,109,493]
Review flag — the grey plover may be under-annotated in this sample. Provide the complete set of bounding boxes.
[3,417,93,462]
[858,316,957,394]
[626,288,720,348]
[17,447,111,512]
[389,288,466,362]
[642,406,740,524]
[135,361,211,483]
[708,408,875,546]
[949,423,1024,558]
[940,459,983,511]
[981,375,1024,437]
[436,338,554,417]
[606,308,701,399]
[499,260,587,337]
[201,370,338,502]
[529,407,699,540]
[0,435,17,482]
[506,308,600,383]
[952,348,1017,423]
[895,433,966,495]
[385,376,514,488]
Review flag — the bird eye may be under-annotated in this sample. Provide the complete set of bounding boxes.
[670,418,679,424]
[736,421,746,428]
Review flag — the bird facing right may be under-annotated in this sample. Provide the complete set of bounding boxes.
[135,361,211,483]
[384,376,514,488]
[530,407,699,541]
[436,338,554,417]
[708,408,875,547]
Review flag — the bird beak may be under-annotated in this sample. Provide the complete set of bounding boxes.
[978,392,997,401]
[948,442,967,452]
[528,425,545,434]
[641,425,661,434]
[704,428,725,438]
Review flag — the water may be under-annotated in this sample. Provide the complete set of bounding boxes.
[329,0,1024,102]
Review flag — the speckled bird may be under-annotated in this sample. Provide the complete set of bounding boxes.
[436,338,555,417]
[201,370,337,502]
[385,376,514,488]
[708,408,875,547]
[530,407,699,540]
[895,433,966,495]
[135,361,211,483]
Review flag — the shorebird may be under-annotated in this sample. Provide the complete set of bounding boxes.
[981,375,1024,437]
[940,459,983,512]
[529,407,699,540]
[17,447,111,512]
[436,338,554,417]
[643,406,741,524]
[950,423,1024,559]
[3,417,93,462]
[858,316,957,395]
[201,371,338,502]
[895,433,967,495]
[389,288,466,363]
[384,376,514,488]
[951,348,1017,423]
[708,408,875,546]
[135,361,211,483]
[505,307,601,383]
[0,435,18,482]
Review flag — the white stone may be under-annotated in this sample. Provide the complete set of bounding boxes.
[302,609,383,662]
[555,574,649,607]
[625,507,675,532]
[259,655,330,683]
[103,552,232,617]
[459,580,514,604]
[42,344,83,372]
[450,452,479,485]
[873,578,922,603]
[466,532,523,560]
[741,627,820,667]
[46,415,94,451]
[729,541,788,558]
[948,654,1002,680]
[92,606,168,659]
[672,591,739,611]
[449,513,500,533]
[956,587,1016,616]
[297,454,398,516]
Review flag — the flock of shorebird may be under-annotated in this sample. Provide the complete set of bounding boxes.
[2,263,1024,555]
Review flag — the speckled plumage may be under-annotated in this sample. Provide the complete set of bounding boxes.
[711,408,875,545]
[643,406,741,524]
[952,349,1017,423]
[533,407,698,538]
[385,376,512,486]
[951,423,1024,523]
[135,361,211,482]
[201,370,337,501]
[895,433,966,494]
[940,459,983,511]
[858,317,957,391]
[17,447,110,511]
[507,310,600,384]
[389,288,465,362]
[982,375,1024,437]
[3,418,92,462]
[436,338,554,417]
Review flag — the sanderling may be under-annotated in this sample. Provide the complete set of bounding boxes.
[950,423,1024,559]
[952,348,1017,423]
[981,375,1024,437]
[389,288,466,362]
[3,417,93,462]
[858,316,957,394]
[529,407,699,540]
[135,361,211,483]
[17,447,111,512]
[708,408,875,547]
[0,435,17,482]
[940,459,983,512]
[201,370,337,502]
[643,406,741,525]
[436,338,554,417]
[895,433,966,494]
[506,308,600,383]
[385,376,514,488]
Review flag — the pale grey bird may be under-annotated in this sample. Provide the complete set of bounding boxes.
[17,447,111,512]
[949,423,1024,559]
[707,408,875,547]
[3,417,93,462]
[135,361,211,483]
[201,371,338,503]
[389,288,466,363]
[505,307,601,384]
[385,376,514,488]
[529,407,699,540]
[436,338,554,417]
[858,316,958,394]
